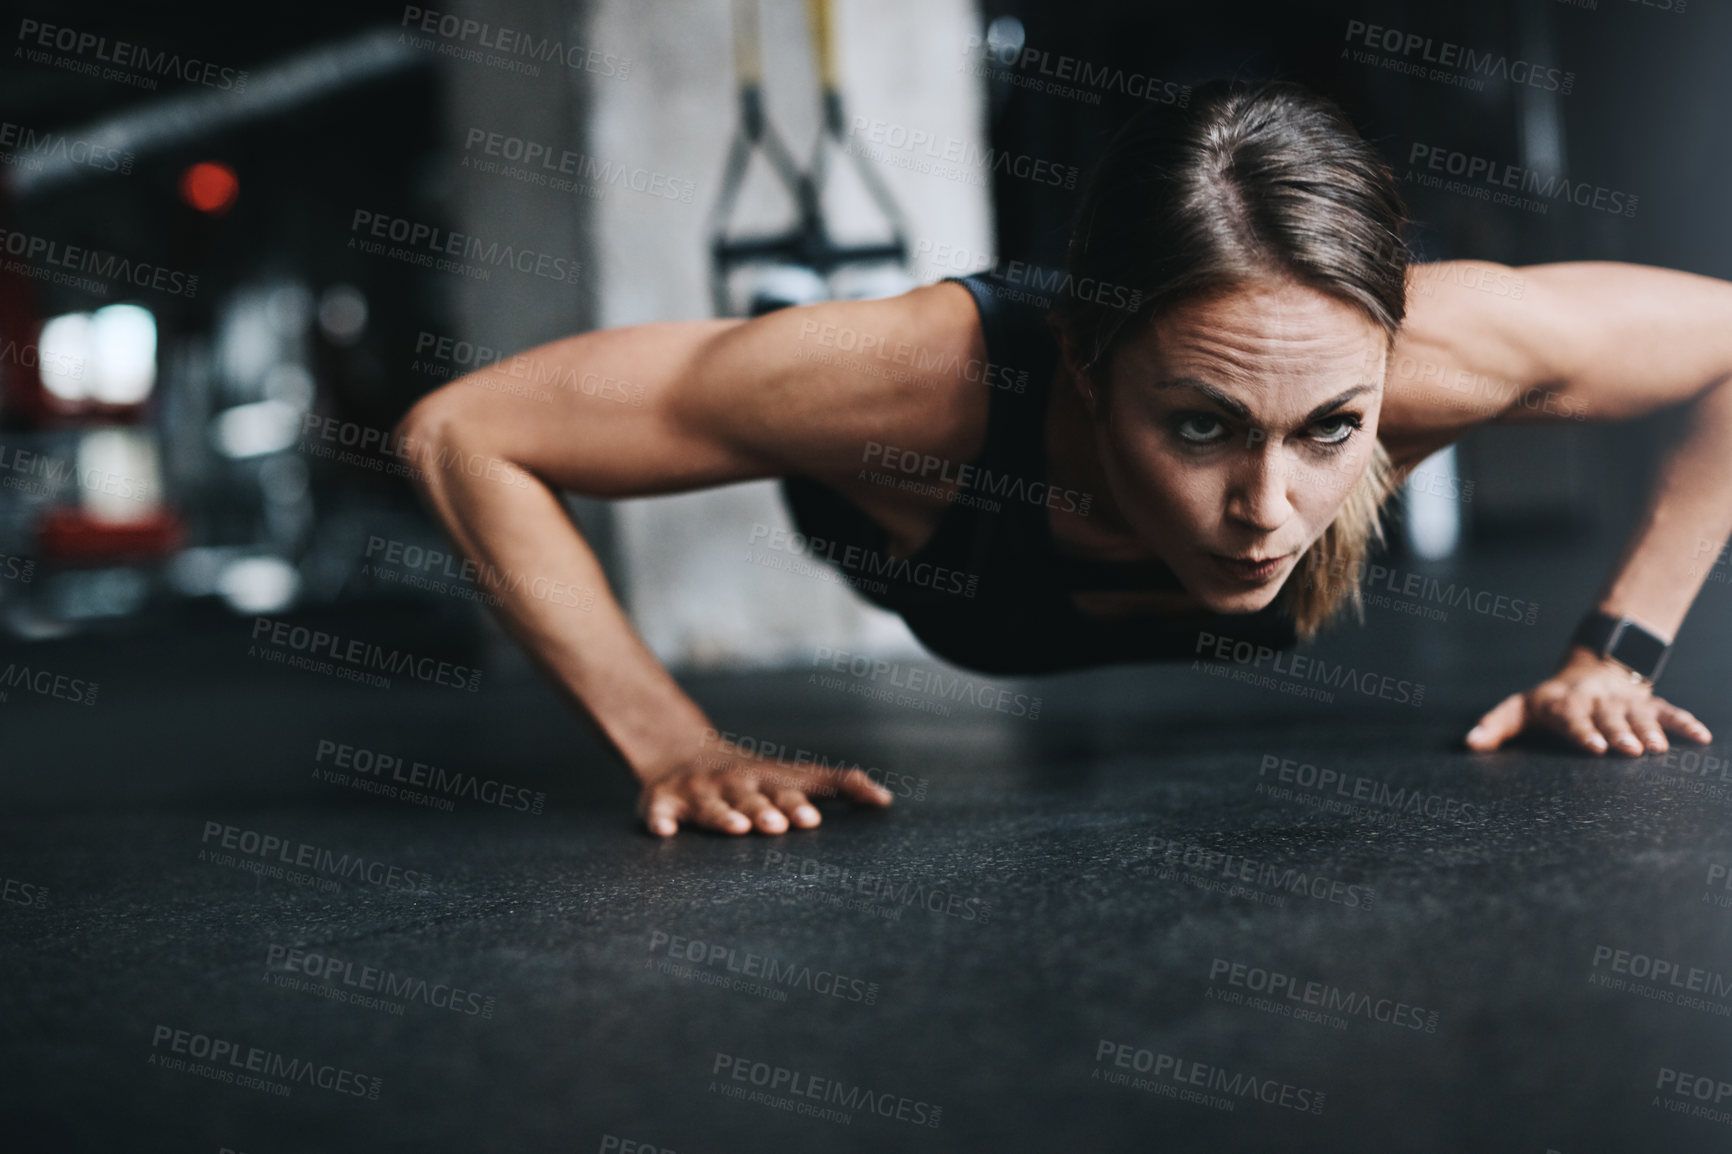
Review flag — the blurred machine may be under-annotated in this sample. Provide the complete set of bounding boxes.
[0,25,445,638]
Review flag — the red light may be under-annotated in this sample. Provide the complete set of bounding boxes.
[180,162,239,214]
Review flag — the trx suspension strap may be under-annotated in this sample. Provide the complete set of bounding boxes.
[707,0,910,317]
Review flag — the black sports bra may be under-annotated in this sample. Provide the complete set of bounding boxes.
[778,272,1298,676]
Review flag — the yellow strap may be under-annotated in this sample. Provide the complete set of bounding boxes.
[733,0,761,87]
[806,0,837,91]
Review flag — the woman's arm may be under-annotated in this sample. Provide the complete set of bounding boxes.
[1395,261,1730,754]
[395,283,985,833]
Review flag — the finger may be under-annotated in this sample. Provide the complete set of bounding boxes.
[1559,702,1609,754]
[1593,700,1644,756]
[724,784,789,834]
[1466,694,1526,751]
[771,787,821,829]
[1656,700,1714,744]
[775,766,837,801]
[833,768,895,806]
[1626,700,1668,753]
[641,786,688,839]
[692,794,753,835]
[757,767,807,800]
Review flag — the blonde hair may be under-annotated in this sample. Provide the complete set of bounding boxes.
[1286,438,1400,640]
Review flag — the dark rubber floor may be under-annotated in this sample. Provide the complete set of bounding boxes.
[5,539,1732,1153]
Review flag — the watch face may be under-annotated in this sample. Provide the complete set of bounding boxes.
[1609,621,1668,680]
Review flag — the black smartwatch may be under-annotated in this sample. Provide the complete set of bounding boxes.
[1571,611,1672,684]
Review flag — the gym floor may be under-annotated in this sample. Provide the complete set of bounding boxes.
[6,533,1732,1154]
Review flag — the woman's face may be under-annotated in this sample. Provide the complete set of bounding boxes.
[1085,278,1388,614]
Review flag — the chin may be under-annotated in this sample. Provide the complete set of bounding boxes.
[1200,587,1282,615]
[1186,569,1289,615]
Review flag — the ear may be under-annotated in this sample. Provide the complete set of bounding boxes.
[1051,322,1101,418]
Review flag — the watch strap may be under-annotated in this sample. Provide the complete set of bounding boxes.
[1571,611,1671,683]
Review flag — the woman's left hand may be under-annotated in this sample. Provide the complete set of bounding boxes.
[1464,648,1713,754]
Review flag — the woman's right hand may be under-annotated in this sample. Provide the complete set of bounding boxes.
[637,747,895,838]
[397,289,973,838]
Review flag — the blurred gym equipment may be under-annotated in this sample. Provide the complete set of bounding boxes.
[708,0,913,317]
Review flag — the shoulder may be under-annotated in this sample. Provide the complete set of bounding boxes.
[674,281,992,480]
[1379,260,1571,466]
[1385,259,1732,465]
[1398,260,1557,375]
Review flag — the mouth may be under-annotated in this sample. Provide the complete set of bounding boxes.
[1208,552,1291,585]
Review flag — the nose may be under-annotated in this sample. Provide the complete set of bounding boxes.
[1224,442,1292,534]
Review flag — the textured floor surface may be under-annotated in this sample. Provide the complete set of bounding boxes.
[5,541,1732,1153]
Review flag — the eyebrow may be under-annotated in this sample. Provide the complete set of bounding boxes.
[1153,378,1379,425]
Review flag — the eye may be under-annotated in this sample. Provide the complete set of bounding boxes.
[1309,414,1362,446]
[1175,414,1228,444]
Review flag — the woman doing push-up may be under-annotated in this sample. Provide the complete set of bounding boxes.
[399,80,1729,837]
